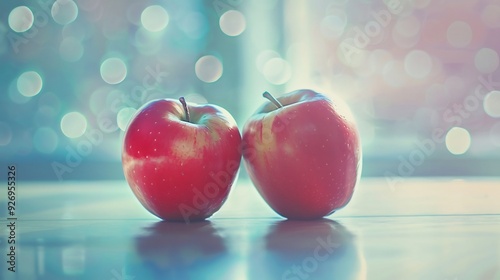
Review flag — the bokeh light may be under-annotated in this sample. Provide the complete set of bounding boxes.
[445,127,471,155]
[60,37,84,62]
[100,58,127,85]
[141,5,169,32]
[256,50,280,72]
[51,0,79,25]
[0,122,13,146]
[195,55,223,83]
[8,6,34,32]
[481,4,500,28]
[17,71,43,97]
[474,48,499,74]
[219,10,246,36]
[60,112,87,138]
[33,127,59,154]
[404,50,432,79]
[483,91,500,118]
[446,21,472,48]
[262,57,292,85]
[117,107,137,131]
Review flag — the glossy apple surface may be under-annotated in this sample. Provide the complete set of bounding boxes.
[242,90,361,219]
[122,98,241,222]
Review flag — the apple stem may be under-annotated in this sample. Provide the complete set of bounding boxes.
[179,97,190,122]
[263,91,283,109]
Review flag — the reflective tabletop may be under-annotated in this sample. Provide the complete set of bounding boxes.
[1,178,500,280]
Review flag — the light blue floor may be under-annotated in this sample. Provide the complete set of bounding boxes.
[1,178,499,279]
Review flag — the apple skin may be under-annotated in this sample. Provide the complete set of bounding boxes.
[242,89,361,220]
[122,99,241,222]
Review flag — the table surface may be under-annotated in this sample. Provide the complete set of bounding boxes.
[1,177,500,280]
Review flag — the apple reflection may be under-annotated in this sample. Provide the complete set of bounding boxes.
[126,221,229,280]
[252,219,365,280]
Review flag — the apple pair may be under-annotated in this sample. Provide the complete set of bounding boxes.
[122,90,362,222]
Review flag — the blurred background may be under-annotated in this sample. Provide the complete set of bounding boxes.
[0,0,499,181]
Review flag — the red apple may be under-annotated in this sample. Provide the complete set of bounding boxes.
[242,90,361,220]
[122,97,241,222]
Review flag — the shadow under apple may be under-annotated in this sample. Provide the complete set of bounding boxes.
[125,221,229,280]
[250,219,364,280]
